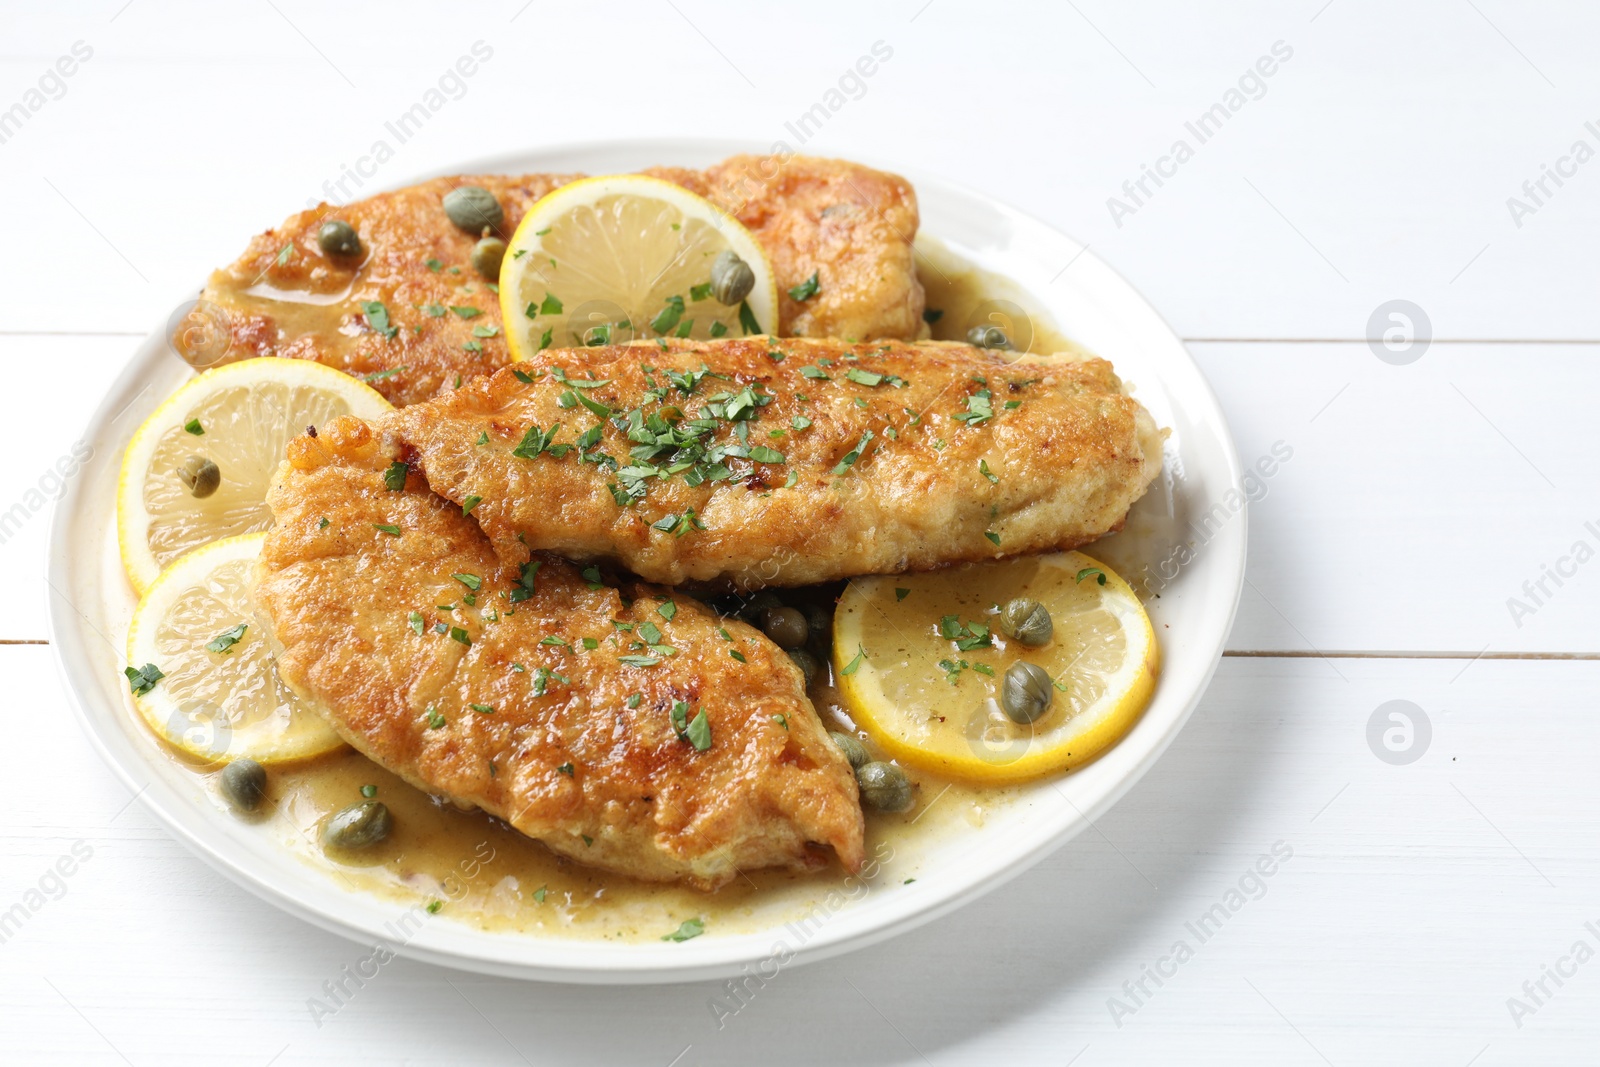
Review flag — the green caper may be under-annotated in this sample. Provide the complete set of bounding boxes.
[316,219,361,257]
[761,606,810,650]
[710,250,756,306]
[177,455,221,498]
[967,324,1012,350]
[829,731,869,769]
[442,185,503,232]
[320,800,392,850]
[218,758,267,812]
[805,603,832,640]
[787,648,821,685]
[999,597,1053,647]
[1000,661,1054,724]
[856,761,914,812]
[470,236,506,279]
[737,591,783,623]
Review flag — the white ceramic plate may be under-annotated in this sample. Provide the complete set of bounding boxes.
[47,138,1245,983]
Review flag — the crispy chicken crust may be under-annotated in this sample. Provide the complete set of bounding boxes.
[386,337,1163,590]
[255,416,863,889]
[185,156,924,406]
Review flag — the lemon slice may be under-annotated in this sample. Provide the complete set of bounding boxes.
[124,533,343,764]
[500,174,779,358]
[833,552,1158,784]
[117,357,391,594]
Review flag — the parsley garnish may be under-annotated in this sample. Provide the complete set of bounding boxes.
[985,530,1002,546]
[449,305,482,319]
[738,300,761,334]
[788,272,820,301]
[383,460,408,491]
[557,762,574,776]
[362,366,407,383]
[658,600,677,621]
[979,459,998,484]
[539,293,563,315]
[895,588,910,601]
[513,422,565,459]
[509,559,540,603]
[123,663,164,696]
[1076,567,1108,586]
[662,918,705,942]
[469,703,494,714]
[650,295,685,334]
[426,706,446,729]
[372,523,401,535]
[183,418,204,436]
[841,645,867,675]
[954,388,994,426]
[833,431,873,475]
[363,301,398,340]
[453,573,482,591]
[449,626,471,646]
[462,495,483,516]
[409,611,425,635]
[205,623,247,654]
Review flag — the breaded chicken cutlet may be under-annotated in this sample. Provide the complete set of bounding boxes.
[254,416,864,890]
[385,337,1164,590]
[182,155,926,406]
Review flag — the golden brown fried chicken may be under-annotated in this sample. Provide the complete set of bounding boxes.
[182,156,925,406]
[254,416,863,889]
[386,337,1163,590]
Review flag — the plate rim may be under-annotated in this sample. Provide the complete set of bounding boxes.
[46,136,1246,984]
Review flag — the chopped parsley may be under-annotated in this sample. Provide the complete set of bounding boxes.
[788,272,820,301]
[954,388,994,426]
[939,615,993,651]
[362,366,406,383]
[383,460,408,492]
[363,301,398,340]
[409,611,425,635]
[657,600,677,621]
[662,918,705,942]
[123,663,164,696]
[426,706,446,729]
[462,495,483,516]
[979,459,998,485]
[205,623,248,655]
[509,560,541,602]
[557,762,574,776]
[895,588,911,601]
[539,292,563,315]
[1076,567,1108,587]
[449,305,482,319]
[738,300,761,334]
[833,431,873,475]
[372,523,401,535]
[985,530,1002,546]
[449,626,471,646]
[453,573,482,591]
[183,418,204,436]
[841,645,867,676]
[469,703,494,714]
[650,294,685,334]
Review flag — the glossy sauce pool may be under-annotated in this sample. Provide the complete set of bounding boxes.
[153,242,1086,944]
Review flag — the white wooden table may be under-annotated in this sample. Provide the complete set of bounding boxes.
[4,2,1596,1063]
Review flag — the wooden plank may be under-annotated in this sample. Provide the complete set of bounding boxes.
[10,336,1595,656]
[6,650,1595,1062]
[3,3,1600,340]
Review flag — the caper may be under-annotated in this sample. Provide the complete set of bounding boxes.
[442,185,503,232]
[177,455,221,498]
[999,597,1053,647]
[710,250,756,306]
[805,603,832,639]
[737,591,783,623]
[967,324,1012,350]
[470,236,506,279]
[316,219,361,257]
[856,761,914,813]
[761,606,810,650]
[787,648,820,685]
[829,731,869,769]
[1000,661,1054,724]
[218,758,267,812]
[320,800,393,850]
